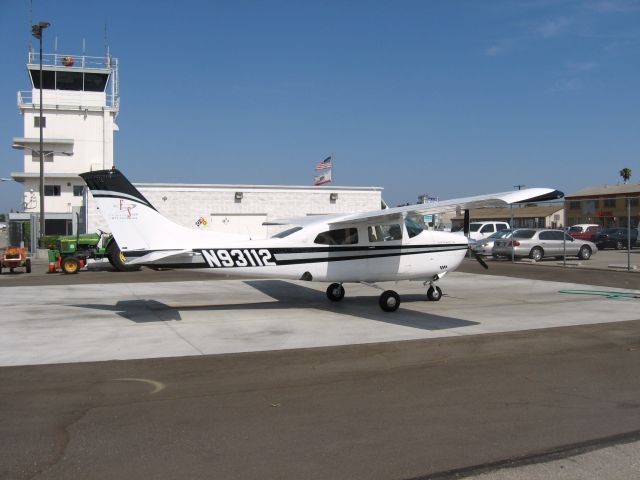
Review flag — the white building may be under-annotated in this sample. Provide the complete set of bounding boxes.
[11,50,119,236]
[87,183,384,239]
[10,49,383,246]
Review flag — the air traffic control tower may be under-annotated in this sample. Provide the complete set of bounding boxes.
[11,50,119,236]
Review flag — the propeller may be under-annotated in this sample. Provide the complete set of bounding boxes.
[463,209,489,270]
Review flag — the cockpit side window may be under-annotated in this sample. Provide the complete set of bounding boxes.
[368,224,403,242]
[404,218,424,238]
[314,228,359,245]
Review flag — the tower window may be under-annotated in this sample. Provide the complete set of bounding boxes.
[44,185,61,196]
[56,71,83,91]
[30,69,55,89]
[73,186,84,197]
[34,116,46,128]
[84,73,109,92]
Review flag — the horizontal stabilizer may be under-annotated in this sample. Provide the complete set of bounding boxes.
[127,249,195,265]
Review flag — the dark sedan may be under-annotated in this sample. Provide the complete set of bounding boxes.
[595,228,638,250]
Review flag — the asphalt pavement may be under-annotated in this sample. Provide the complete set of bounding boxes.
[1,230,640,479]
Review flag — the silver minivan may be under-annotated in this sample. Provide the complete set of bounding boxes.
[493,228,597,261]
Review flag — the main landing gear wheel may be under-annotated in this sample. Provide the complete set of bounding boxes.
[107,241,141,272]
[379,290,400,312]
[326,283,345,301]
[427,285,442,301]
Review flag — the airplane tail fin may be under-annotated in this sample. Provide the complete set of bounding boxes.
[80,168,179,251]
[80,168,250,253]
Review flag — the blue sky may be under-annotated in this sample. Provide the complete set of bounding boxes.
[1,0,639,212]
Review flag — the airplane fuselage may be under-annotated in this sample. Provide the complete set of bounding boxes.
[127,228,468,283]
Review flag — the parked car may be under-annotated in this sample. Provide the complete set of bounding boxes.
[493,228,597,261]
[567,224,600,242]
[595,228,638,250]
[473,229,512,256]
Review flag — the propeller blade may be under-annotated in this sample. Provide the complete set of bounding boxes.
[473,251,489,269]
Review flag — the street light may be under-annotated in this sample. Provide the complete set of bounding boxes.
[31,21,50,241]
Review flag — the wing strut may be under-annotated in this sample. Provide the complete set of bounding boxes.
[463,209,489,270]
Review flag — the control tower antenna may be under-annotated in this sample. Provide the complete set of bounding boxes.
[28,0,33,53]
[104,20,108,57]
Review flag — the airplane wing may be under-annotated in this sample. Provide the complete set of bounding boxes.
[327,188,564,226]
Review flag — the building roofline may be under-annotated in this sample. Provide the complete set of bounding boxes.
[135,182,384,192]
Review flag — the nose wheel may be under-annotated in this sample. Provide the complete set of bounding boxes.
[427,285,442,301]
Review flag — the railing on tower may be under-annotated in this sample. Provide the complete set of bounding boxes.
[27,52,116,70]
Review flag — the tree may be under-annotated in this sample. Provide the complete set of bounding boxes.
[620,168,632,184]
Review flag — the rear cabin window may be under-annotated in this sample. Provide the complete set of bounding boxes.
[496,224,509,231]
[513,229,536,239]
[539,231,563,241]
[314,228,358,245]
[480,224,495,233]
[368,224,403,242]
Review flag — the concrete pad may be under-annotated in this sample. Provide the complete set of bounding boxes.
[0,272,639,366]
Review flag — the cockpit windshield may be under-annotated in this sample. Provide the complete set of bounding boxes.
[404,218,424,238]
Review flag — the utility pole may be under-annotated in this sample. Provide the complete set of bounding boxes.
[31,21,50,242]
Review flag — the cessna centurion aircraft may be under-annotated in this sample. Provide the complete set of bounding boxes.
[80,168,563,312]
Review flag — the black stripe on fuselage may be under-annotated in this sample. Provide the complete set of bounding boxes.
[271,246,467,266]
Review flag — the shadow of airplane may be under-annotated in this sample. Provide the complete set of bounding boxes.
[69,280,479,331]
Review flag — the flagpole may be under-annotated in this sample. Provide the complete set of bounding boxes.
[332,152,334,183]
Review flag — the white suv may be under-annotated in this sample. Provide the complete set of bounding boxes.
[466,221,510,241]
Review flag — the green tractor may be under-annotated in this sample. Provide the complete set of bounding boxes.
[47,231,140,274]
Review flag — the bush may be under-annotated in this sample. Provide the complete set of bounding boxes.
[39,235,60,249]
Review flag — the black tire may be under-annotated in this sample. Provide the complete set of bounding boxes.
[615,240,624,250]
[326,283,345,301]
[25,258,31,273]
[529,247,544,262]
[107,241,141,272]
[379,290,400,312]
[578,245,592,260]
[62,256,80,274]
[427,285,442,301]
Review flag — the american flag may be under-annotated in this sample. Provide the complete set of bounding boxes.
[315,155,332,171]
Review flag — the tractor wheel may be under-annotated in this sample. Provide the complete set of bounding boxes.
[107,241,141,272]
[25,258,31,273]
[62,257,80,274]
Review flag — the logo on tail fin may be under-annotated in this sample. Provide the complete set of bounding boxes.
[107,199,139,220]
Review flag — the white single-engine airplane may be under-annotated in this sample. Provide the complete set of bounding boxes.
[80,168,563,312]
